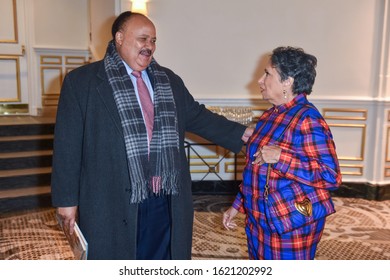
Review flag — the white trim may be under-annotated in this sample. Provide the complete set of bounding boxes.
[115,0,131,15]
[34,46,90,53]
[378,0,390,98]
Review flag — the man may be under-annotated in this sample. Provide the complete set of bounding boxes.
[51,11,252,260]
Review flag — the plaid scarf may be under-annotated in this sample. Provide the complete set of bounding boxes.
[104,40,180,203]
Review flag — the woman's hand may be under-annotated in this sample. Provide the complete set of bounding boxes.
[223,207,239,230]
[252,145,282,165]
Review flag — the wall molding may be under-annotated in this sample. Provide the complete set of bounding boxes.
[188,98,390,189]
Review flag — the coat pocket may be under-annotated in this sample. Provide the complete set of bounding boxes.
[264,183,335,235]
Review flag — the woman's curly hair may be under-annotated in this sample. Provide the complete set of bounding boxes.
[271,46,317,95]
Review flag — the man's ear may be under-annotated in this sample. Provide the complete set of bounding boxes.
[115,32,123,46]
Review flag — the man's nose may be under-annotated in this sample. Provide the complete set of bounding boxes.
[258,74,265,84]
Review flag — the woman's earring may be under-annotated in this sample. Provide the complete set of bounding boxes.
[283,90,287,99]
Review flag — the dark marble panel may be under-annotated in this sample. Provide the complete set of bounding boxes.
[0,124,55,137]
[0,194,52,215]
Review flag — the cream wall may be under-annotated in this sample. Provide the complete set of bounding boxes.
[32,0,89,49]
[24,0,390,186]
[145,0,390,185]
[29,0,387,101]
[89,0,116,60]
[149,0,385,101]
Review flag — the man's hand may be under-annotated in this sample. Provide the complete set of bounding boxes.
[241,127,254,143]
[57,206,78,235]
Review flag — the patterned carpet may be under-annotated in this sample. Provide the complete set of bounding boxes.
[192,195,390,260]
[1,195,390,260]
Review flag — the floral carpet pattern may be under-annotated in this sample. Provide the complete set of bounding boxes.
[1,196,389,260]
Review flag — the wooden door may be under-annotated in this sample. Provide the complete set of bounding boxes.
[0,0,28,114]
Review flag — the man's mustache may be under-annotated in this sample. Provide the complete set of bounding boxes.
[140,49,152,56]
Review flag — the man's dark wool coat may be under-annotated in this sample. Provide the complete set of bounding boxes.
[51,60,246,259]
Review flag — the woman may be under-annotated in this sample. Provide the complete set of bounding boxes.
[223,46,342,260]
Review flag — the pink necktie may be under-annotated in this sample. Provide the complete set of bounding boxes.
[132,71,160,193]
[131,71,154,144]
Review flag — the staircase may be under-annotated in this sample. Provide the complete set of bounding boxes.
[0,119,55,213]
